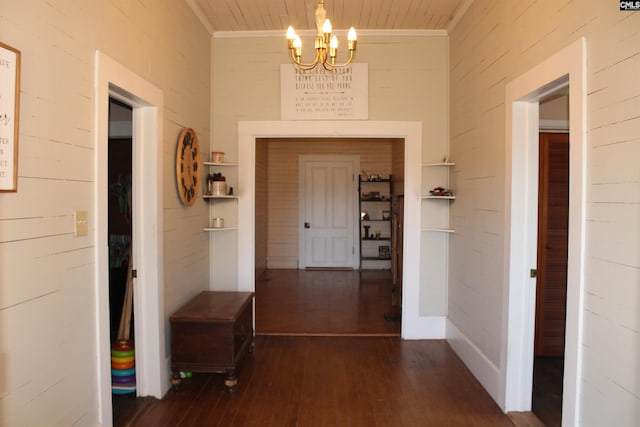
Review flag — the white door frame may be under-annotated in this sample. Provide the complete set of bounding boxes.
[238,121,430,339]
[298,154,360,269]
[500,38,586,426]
[95,52,167,425]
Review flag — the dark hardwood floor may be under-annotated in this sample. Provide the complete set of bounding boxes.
[255,269,401,336]
[118,336,514,426]
[532,357,563,427]
[113,269,562,426]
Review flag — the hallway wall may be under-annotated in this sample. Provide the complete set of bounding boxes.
[449,1,640,425]
[0,2,211,425]
[211,33,450,318]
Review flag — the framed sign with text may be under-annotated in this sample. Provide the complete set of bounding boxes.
[0,42,21,192]
[281,63,368,120]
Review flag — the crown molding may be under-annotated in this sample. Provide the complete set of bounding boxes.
[447,0,475,33]
[186,0,215,35]
[213,28,448,39]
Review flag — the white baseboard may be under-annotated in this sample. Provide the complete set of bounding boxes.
[446,319,500,404]
[402,316,446,339]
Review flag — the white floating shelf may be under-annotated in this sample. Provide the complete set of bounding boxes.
[422,195,456,200]
[422,228,455,233]
[203,195,238,199]
[204,227,238,232]
[203,162,238,167]
[423,162,455,167]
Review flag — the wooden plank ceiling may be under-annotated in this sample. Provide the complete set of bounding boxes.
[190,0,470,32]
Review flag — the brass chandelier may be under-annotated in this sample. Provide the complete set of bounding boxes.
[286,0,357,71]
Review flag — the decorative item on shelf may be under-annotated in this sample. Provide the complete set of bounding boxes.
[429,187,454,197]
[378,245,390,259]
[207,172,227,196]
[363,225,370,239]
[211,217,224,228]
[361,211,370,221]
[211,151,224,163]
[382,210,391,220]
[362,191,381,201]
[286,0,357,71]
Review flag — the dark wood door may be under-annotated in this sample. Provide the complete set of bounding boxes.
[535,132,569,357]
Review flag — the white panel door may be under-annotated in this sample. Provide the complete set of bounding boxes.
[302,159,356,268]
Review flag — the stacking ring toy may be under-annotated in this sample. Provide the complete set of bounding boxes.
[111,355,135,364]
[112,368,136,377]
[112,340,134,351]
[111,349,135,358]
[111,360,135,370]
[112,375,136,384]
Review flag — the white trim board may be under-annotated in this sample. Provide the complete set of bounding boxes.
[211,29,448,39]
[539,119,569,132]
[500,38,586,427]
[446,319,500,401]
[237,121,444,339]
[95,51,167,425]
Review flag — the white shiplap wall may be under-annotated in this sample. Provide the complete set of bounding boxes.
[449,1,640,425]
[211,33,449,317]
[0,2,211,425]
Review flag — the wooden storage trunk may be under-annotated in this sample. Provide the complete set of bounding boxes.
[170,291,254,391]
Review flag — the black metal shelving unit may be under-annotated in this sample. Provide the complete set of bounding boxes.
[358,175,393,270]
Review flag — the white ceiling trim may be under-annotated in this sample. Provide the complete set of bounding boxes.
[186,0,215,35]
[446,0,475,33]
[213,29,448,39]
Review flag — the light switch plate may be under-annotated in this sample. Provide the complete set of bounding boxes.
[74,210,88,237]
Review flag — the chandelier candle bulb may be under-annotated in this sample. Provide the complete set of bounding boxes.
[286,26,296,48]
[294,35,302,58]
[323,19,332,36]
[348,27,357,50]
[330,36,338,60]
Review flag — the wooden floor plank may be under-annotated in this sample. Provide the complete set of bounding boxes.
[119,337,515,426]
[255,269,401,336]
[113,270,526,426]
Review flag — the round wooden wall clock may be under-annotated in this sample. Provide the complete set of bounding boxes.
[175,128,200,206]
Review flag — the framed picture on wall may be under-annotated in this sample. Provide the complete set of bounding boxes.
[0,41,21,192]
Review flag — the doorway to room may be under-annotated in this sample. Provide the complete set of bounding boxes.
[254,137,405,336]
[532,91,570,427]
[238,120,425,339]
[95,51,166,425]
[502,38,585,427]
[107,98,137,420]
